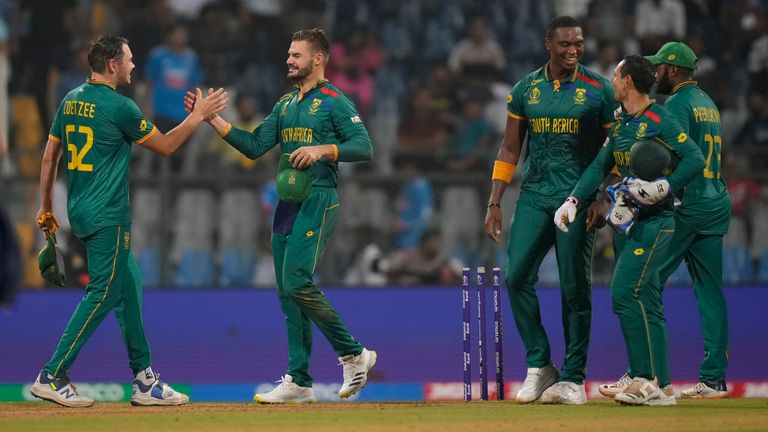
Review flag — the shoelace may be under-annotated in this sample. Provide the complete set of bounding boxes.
[273,375,295,390]
[690,382,708,393]
[613,374,632,388]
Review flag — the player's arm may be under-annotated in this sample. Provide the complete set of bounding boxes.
[138,88,228,156]
[662,119,705,190]
[292,94,373,169]
[484,114,527,243]
[36,136,63,232]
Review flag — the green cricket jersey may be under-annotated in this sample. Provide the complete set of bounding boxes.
[570,100,706,205]
[508,63,618,198]
[48,80,156,237]
[664,81,731,235]
[223,80,372,187]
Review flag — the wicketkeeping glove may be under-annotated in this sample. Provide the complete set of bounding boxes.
[605,184,639,235]
[36,211,60,234]
[619,176,671,207]
[554,197,578,233]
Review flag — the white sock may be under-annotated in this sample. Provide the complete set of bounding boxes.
[135,367,156,385]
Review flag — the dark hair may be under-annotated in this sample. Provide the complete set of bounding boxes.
[546,16,581,40]
[619,55,656,94]
[292,28,330,56]
[88,34,128,73]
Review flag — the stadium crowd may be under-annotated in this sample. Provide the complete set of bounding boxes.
[0,0,767,291]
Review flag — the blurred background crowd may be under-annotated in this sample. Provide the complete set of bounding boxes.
[1,0,768,297]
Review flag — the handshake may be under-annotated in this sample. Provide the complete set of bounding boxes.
[554,177,671,235]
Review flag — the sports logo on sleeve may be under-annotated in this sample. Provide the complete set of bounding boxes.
[350,116,362,123]
[677,132,687,143]
[139,120,148,131]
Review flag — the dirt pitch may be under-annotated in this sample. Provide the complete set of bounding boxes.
[2,399,768,432]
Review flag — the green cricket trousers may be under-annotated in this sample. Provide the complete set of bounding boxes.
[44,225,151,378]
[272,187,363,388]
[611,213,675,383]
[504,192,595,384]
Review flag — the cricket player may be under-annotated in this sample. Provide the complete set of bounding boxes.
[600,42,731,400]
[556,54,706,405]
[484,16,618,404]
[32,34,227,407]
[188,28,376,403]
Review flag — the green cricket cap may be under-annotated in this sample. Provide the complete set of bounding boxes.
[276,153,312,204]
[38,234,66,286]
[645,41,697,70]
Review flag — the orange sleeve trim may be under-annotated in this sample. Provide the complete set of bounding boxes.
[48,134,61,143]
[135,126,157,145]
[609,165,620,177]
[492,160,517,184]
[219,122,233,138]
[602,122,614,129]
[330,144,339,162]
[508,112,525,120]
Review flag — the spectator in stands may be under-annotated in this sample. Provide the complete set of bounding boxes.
[448,16,506,82]
[327,27,382,118]
[589,40,620,80]
[343,225,389,286]
[387,228,462,286]
[207,92,273,173]
[395,86,449,167]
[393,157,434,249]
[54,40,91,107]
[635,0,686,52]
[142,21,202,171]
[445,98,494,173]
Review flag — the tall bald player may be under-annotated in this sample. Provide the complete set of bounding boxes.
[484,16,618,405]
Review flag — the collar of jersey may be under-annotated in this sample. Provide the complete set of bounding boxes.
[86,79,117,90]
[631,99,656,118]
[294,79,329,101]
[671,80,698,94]
[543,62,579,83]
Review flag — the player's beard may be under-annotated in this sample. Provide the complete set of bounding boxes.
[288,63,314,82]
[656,68,673,95]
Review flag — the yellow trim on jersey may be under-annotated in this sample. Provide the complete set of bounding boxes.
[311,203,340,273]
[508,112,525,120]
[544,62,579,83]
[609,165,620,176]
[135,126,157,145]
[633,99,656,118]
[86,79,117,90]
[219,122,233,138]
[330,144,339,162]
[53,226,122,377]
[48,134,61,143]
[671,80,698,94]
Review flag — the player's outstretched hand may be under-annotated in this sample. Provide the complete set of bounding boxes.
[36,209,60,234]
[189,88,227,121]
[484,205,503,244]
[554,197,578,233]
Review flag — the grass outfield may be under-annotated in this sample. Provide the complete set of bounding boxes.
[2,399,768,432]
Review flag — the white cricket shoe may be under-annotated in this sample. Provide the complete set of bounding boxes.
[644,385,677,406]
[540,381,587,404]
[31,371,95,408]
[253,375,316,404]
[131,370,189,406]
[338,348,377,398]
[614,377,661,405]
[680,380,728,399]
[515,364,558,403]
[598,372,633,398]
